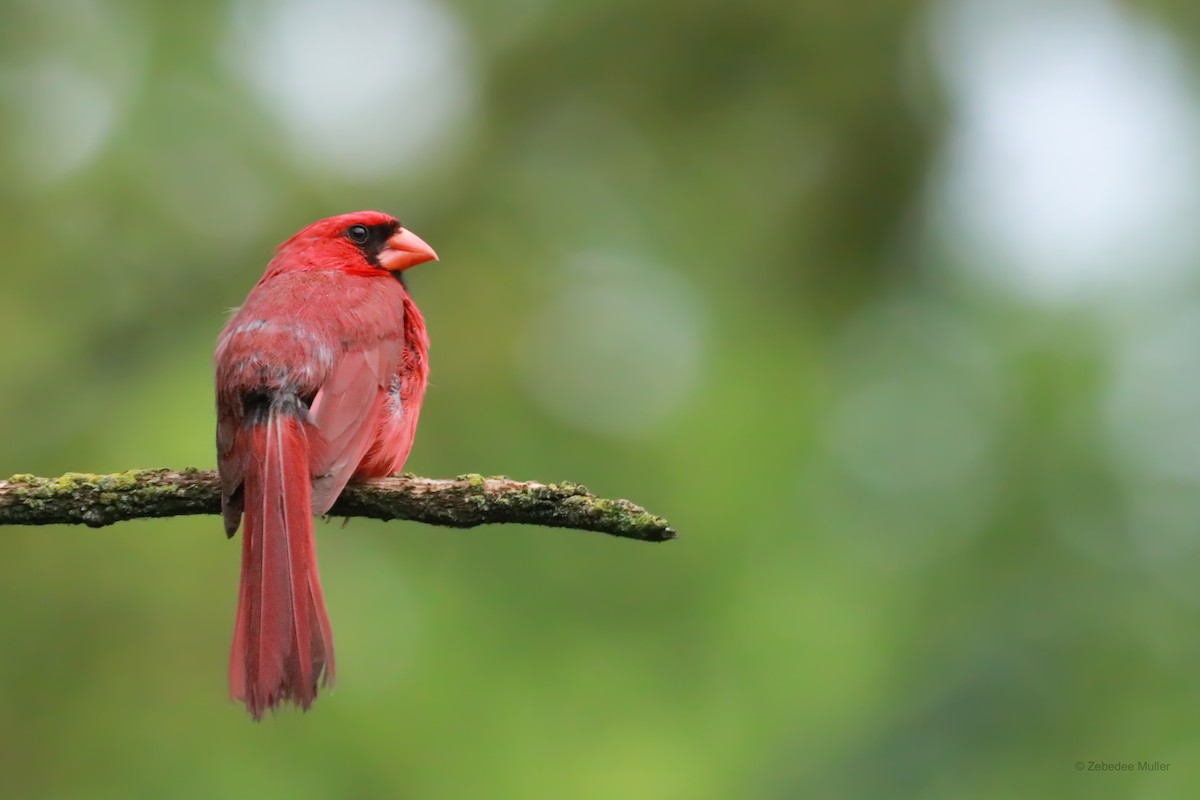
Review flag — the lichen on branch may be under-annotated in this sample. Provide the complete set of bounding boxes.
[0,469,676,543]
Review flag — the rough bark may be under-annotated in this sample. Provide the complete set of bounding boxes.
[0,469,675,543]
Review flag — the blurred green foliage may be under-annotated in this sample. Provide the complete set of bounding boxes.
[2,0,1200,797]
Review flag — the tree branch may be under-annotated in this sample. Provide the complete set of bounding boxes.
[0,469,676,543]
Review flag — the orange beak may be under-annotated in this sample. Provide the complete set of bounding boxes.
[378,228,438,271]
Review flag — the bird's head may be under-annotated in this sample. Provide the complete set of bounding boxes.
[271,210,438,276]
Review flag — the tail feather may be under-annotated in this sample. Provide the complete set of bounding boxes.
[230,408,335,720]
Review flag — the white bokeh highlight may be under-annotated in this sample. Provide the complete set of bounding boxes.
[1105,306,1200,484]
[0,0,145,187]
[225,0,476,180]
[816,300,1005,568]
[928,0,1200,304]
[0,63,117,184]
[1100,305,1200,605]
[519,253,707,440]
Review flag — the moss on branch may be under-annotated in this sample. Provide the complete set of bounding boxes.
[0,469,676,543]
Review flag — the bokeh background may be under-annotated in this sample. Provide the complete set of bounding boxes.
[2,0,1199,796]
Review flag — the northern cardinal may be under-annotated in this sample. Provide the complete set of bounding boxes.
[214,211,437,719]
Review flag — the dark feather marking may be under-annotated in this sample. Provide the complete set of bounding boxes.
[242,391,314,423]
[346,221,400,268]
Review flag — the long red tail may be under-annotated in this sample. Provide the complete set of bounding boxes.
[229,409,335,720]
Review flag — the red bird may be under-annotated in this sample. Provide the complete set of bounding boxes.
[214,211,436,720]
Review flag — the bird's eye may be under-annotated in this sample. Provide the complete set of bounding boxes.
[347,224,369,244]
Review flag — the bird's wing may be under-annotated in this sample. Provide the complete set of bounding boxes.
[354,291,430,478]
[308,338,403,516]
